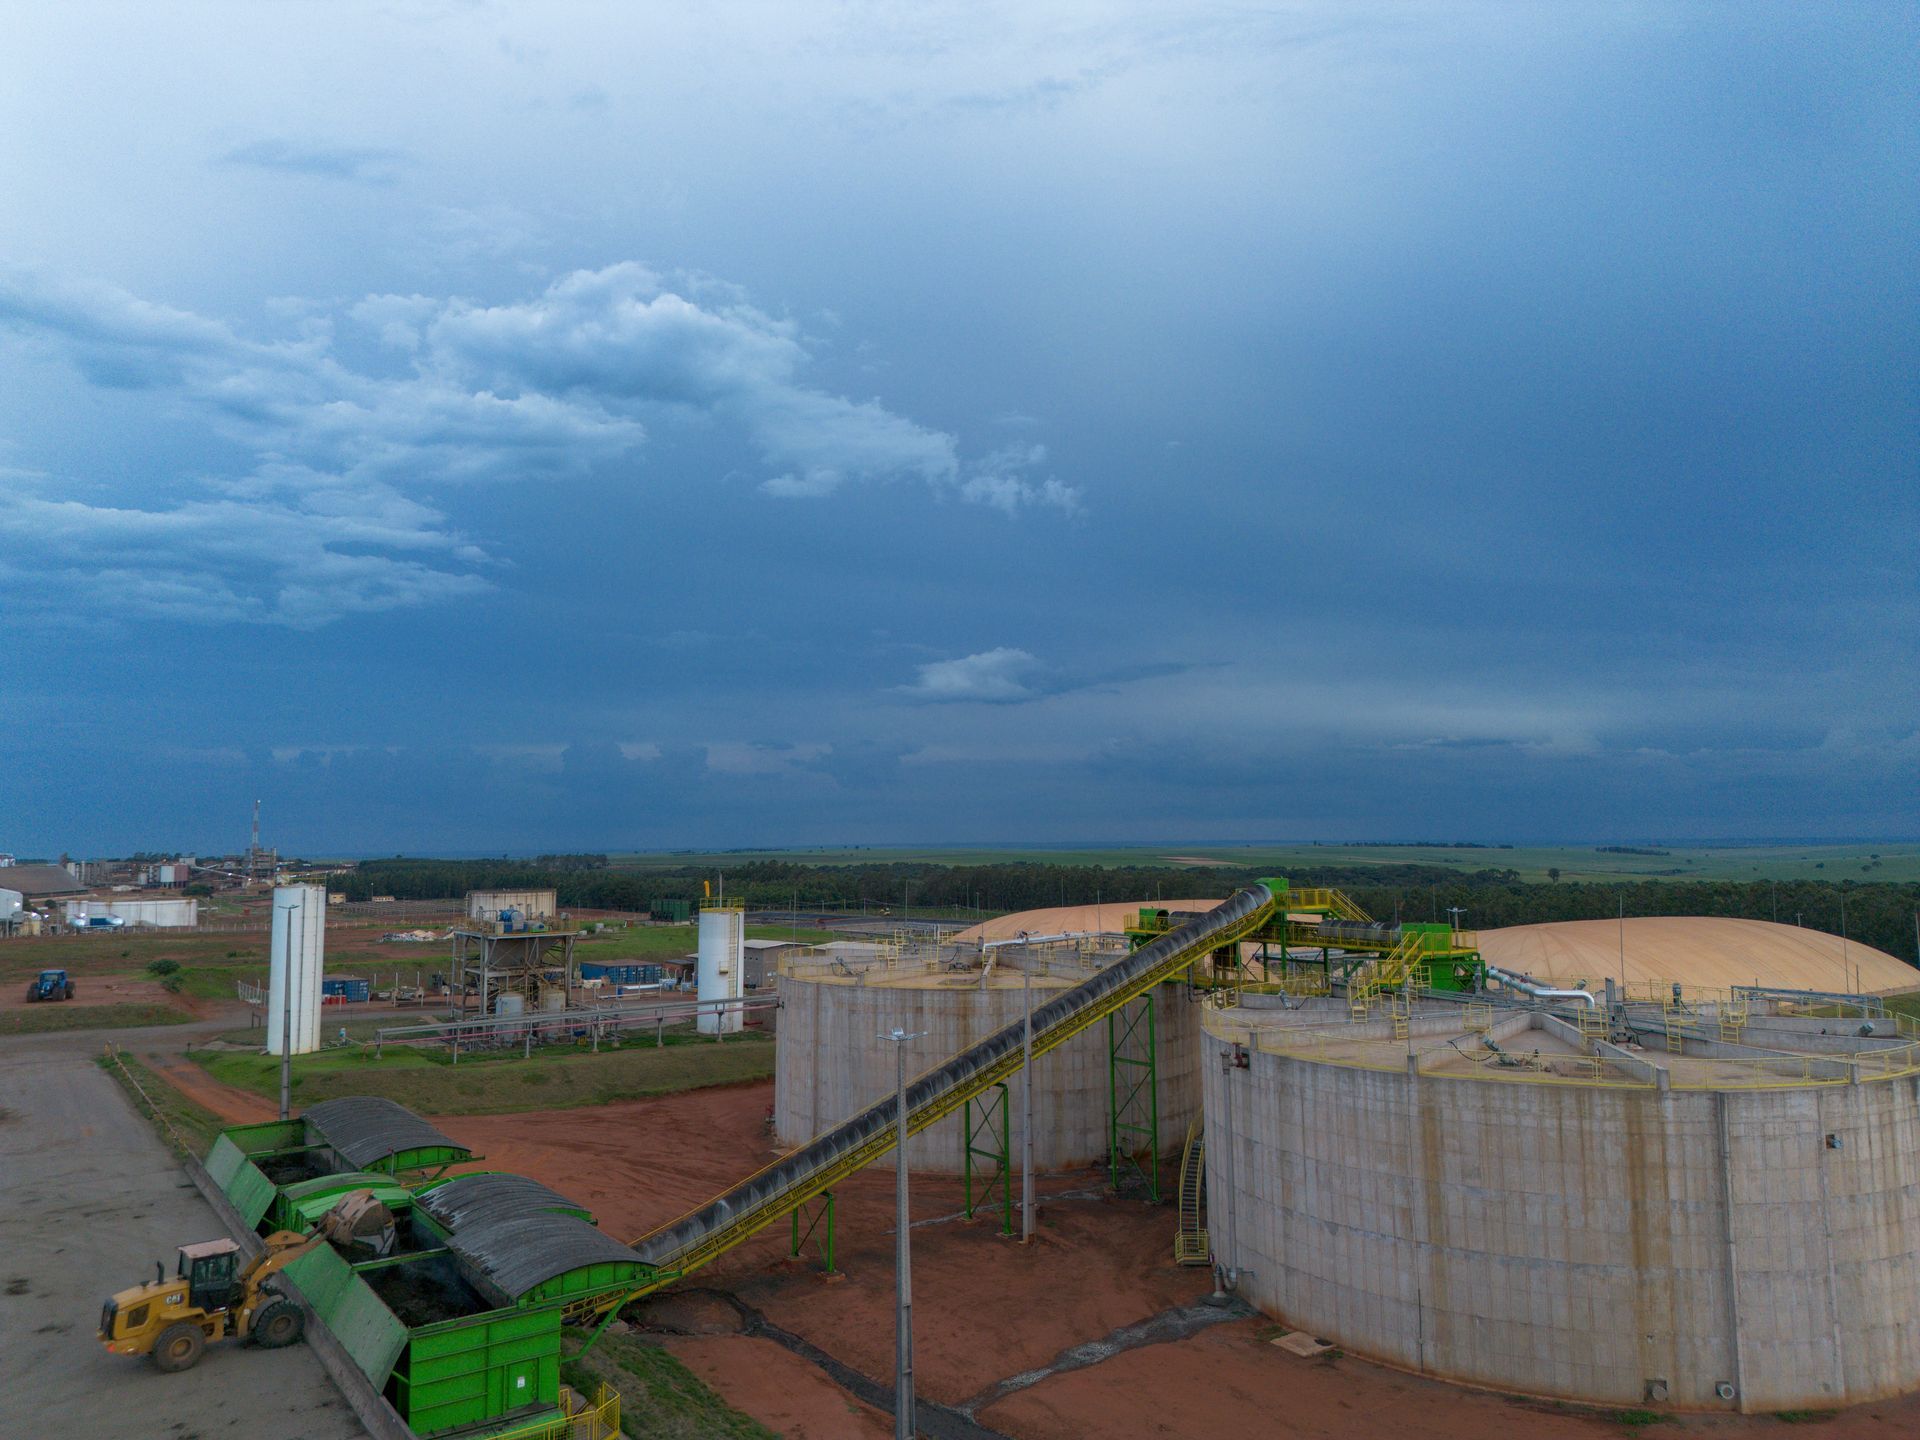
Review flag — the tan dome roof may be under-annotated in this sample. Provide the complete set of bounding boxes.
[1478,917,1918,995]
[949,900,1220,946]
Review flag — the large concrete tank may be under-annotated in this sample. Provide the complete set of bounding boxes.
[697,904,745,1036]
[266,883,325,1055]
[1201,996,1920,1412]
[776,960,1202,1173]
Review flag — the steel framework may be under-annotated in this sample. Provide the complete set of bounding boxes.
[962,1082,1013,1237]
[1107,993,1160,1200]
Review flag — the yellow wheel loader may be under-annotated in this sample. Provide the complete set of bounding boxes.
[96,1230,322,1372]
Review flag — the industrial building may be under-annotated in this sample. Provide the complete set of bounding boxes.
[65,895,200,928]
[466,890,559,924]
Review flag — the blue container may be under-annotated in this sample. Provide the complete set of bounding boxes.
[321,977,371,1002]
[580,962,662,986]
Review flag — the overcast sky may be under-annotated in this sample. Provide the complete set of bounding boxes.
[2,3,1914,856]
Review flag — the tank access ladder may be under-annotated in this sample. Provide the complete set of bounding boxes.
[624,885,1280,1292]
[1172,1117,1210,1266]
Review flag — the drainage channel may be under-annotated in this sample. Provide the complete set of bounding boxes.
[655,1289,1016,1440]
[956,1297,1255,1416]
[644,1288,1253,1438]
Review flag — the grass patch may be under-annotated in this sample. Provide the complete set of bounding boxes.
[1609,1410,1666,1428]
[565,1329,776,1440]
[186,1032,774,1115]
[1773,1411,1839,1425]
[0,1002,191,1036]
[97,1049,226,1158]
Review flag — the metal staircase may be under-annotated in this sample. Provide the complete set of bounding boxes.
[1173,1118,1209,1266]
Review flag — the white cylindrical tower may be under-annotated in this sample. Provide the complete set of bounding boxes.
[267,883,325,1055]
[697,903,745,1035]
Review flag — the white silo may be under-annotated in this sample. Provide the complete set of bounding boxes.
[266,883,325,1055]
[696,903,745,1035]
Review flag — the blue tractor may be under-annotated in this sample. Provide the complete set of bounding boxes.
[26,969,75,1002]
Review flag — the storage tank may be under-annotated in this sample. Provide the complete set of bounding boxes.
[697,903,745,1035]
[266,883,325,1055]
[775,956,1202,1173]
[495,992,525,1017]
[1201,993,1920,1412]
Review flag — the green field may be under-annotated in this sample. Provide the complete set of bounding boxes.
[189,1031,775,1116]
[608,841,1920,885]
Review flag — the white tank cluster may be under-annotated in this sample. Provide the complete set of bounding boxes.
[266,883,326,1055]
[696,903,745,1035]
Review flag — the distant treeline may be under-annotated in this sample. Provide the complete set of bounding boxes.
[340,858,1920,967]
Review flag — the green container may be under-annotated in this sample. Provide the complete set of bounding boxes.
[394,1305,562,1435]
[269,1171,414,1232]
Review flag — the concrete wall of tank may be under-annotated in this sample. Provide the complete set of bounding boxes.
[1202,1025,1920,1411]
[776,973,1202,1172]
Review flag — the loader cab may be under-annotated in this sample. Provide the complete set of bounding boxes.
[177,1238,241,1313]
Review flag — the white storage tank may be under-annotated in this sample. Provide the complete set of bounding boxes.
[266,884,325,1056]
[697,903,745,1035]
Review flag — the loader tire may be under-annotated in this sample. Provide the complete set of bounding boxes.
[152,1322,206,1373]
[252,1299,304,1349]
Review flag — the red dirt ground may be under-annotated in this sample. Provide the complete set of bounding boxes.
[146,1052,279,1123]
[149,1067,1920,1440]
[665,1335,894,1438]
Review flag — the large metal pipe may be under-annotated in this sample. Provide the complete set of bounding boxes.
[1484,962,1597,1008]
[634,885,1275,1270]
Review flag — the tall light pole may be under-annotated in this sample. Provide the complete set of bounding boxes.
[1840,891,1853,995]
[885,1027,926,1440]
[1446,906,1466,936]
[1617,893,1626,992]
[1021,956,1035,1243]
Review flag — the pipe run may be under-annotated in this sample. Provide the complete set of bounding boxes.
[1483,962,1597,1008]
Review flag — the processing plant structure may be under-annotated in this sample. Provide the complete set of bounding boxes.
[187,880,1920,1434]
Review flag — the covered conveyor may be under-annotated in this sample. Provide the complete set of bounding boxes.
[627,883,1280,1285]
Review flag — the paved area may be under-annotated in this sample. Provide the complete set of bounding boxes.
[0,1025,365,1440]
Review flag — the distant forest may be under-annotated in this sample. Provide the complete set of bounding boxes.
[341,857,1920,968]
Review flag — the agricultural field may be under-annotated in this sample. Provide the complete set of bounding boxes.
[610,841,1920,885]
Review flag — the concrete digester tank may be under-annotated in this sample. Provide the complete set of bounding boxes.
[1201,990,1920,1412]
[697,902,745,1036]
[776,948,1203,1173]
[267,883,326,1055]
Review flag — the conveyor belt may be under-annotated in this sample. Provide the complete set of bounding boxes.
[626,884,1277,1288]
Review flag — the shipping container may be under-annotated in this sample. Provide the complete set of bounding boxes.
[579,962,662,985]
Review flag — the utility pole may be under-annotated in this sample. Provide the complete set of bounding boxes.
[1021,958,1035,1243]
[886,1027,926,1440]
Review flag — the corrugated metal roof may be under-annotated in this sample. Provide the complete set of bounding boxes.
[444,1212,639,1301]
[304,1097,468,1169]
[416,1172,593,1231]
[0,864,87,897]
